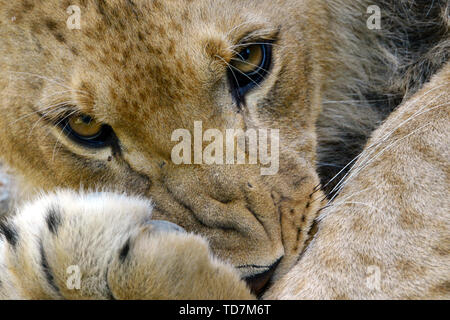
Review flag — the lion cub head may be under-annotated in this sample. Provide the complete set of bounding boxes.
[0,0,327,293]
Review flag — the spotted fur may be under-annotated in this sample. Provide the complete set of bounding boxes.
[0,0,448,299]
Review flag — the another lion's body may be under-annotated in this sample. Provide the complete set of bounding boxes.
[0,0,448,299]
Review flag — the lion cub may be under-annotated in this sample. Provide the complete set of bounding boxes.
[0,0,448,299]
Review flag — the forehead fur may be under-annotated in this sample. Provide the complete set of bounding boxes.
[12,0,274,128]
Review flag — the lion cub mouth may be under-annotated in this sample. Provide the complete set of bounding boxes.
[244,258,281,297]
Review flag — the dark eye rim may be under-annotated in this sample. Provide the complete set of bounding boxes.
[228,41,273,105]
[60,116,116,149]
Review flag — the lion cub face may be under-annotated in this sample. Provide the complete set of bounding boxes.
[0,0,325,291]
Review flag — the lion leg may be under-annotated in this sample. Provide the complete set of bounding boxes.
[0,191,253,299]
[265,63,450,299]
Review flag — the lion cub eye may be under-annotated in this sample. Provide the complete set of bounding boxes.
[68,115,102,139]
[64,114,114,148]
[232,44,264,73]
[229,43,272,101]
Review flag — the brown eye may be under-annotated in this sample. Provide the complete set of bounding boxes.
[63,114,114,148]
[227,42,272,101]
[68,115,103,139]
[231,44,264,74]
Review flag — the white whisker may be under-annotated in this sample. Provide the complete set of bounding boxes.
[324,85,448,201]
[331,201,384,214]
[52,122,70,162]
[26,101,76,137]
[214,55,241,93]
[329,121,434,204]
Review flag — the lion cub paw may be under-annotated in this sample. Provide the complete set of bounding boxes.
[0,191,252,299]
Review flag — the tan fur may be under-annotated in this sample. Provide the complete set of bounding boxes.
[0,191,252,299]
[0,0,324,282]
[0,0,448,299]
[265,63,450,299]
